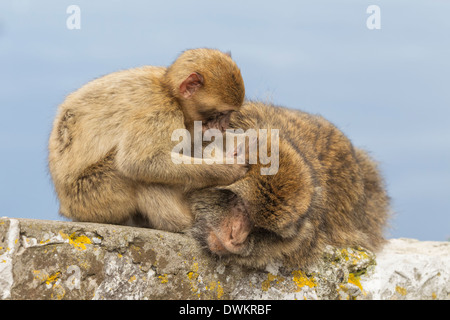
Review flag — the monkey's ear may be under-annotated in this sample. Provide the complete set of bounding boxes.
[180,72,204,99]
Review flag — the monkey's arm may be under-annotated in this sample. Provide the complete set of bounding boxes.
[115,107,247,189]
[115,123,247,191]
[117,150,246,189]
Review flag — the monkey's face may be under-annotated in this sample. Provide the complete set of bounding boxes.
[176,68,244,133]
[182,93,241,133]
[204,199,252,256]
[199,109,235,133]
[188,159,308,268]
[189,188,256,259]
[182,104,238,133]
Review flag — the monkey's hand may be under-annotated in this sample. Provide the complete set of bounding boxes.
[214,161,249,186]
[226,135,258,165]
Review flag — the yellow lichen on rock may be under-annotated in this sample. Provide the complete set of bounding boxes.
[395,285,407,296]
[292,270,316,291]
[187,261,201,297]
[216,282,224,299]
[339,247,370,265]
[158,274,168,284]
[348,273,364,291]
[261,273,277,291]
[45,271,61,287]
[206,281,224,299]
[187,262,199,281]
[59,231,91,251]
[50,283,66,300]
[261,273,285,292]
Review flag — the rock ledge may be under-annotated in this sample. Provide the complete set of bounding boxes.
[0,218,448,300]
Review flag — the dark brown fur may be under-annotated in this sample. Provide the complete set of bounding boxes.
[189,101,390,269]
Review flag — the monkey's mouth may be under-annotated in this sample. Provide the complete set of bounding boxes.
[203,120,228,133]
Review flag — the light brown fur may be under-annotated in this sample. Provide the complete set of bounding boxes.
[48,48,246,232]
[189,101,390,269]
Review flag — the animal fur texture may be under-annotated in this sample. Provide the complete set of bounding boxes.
[47,48,246,232]
[189,101,390,269]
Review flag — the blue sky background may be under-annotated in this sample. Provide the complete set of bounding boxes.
[0,0,449,241]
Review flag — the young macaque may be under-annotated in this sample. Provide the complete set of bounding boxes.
[48,48,246,232]
[189,102,390,269]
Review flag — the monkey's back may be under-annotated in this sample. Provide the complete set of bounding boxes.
[225,102,390,268]
[48,66,171,184]
[47,66,184,224]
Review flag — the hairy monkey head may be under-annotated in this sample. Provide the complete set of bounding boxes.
[189,188,254,257]
[188,143,317,269]
[165,48,245,132]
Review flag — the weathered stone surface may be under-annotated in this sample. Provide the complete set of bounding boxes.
[360,238,450,300]
[0,217,449,300]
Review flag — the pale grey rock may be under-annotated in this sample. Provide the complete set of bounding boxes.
[0,217,448,300]
[360,238,450,299]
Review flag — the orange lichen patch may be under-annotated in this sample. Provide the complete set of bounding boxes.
[59,231,91,251]
[45,271,62,287]
[340,247,370,265]
[261,273,285,292]
[158,274,168,284]
[187,261,201,297]
[187,262,199,281]
[292,270,316,291]
[206,281,224,299]
[261,273,277,292]
[348,273,363,291]
[395,285,407,296]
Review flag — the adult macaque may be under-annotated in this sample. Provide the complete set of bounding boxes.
[48,48,246,232]
[189,102,390,269]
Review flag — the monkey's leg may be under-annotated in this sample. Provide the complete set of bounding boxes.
[135,185,193,232]
[59,158,138,225]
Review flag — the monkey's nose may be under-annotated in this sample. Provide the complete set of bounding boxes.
[230,220,250,246]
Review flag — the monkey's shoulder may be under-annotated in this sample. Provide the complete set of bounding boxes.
[238,102,339,136]
[58,65,178,120]
[65,66,166,101]
[92,65,166,84]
